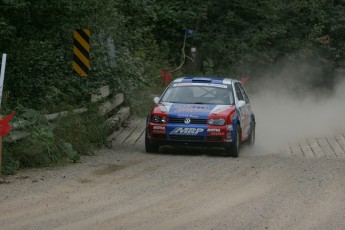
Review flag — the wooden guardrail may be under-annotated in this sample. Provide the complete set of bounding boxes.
[5,85,131,142]
[91,85,130,128]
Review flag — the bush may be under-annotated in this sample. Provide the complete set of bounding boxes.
[1,147,19,175]
[53,109,111,155]
[1,107,110,174]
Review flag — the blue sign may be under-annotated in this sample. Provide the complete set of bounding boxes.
[185,29,197,36]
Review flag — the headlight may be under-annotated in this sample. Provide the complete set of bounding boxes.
[151,115,167,124]
[208,118,226,126]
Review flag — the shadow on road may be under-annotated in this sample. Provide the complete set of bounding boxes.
[144,145,255,158]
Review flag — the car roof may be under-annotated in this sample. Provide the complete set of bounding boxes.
[173,77,239,85]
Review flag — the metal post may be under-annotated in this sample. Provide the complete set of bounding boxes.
[0,53,6,174]
[0,53,7,108]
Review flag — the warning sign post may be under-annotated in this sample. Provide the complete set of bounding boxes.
[72,29,90,77]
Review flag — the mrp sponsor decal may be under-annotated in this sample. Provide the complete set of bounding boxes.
[170,127,204,136]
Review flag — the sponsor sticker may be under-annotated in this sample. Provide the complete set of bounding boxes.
[152,126,166,134]
[207,128,221,133]
[153,126,165,130]
[209,132,225,136]
[152,130,166,134]
[176,113,189,118]
[171,104,215,113]
[170,127,204,135]
[207,128,225,136]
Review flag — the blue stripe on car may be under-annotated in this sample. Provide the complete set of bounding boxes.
[232,115,240,141]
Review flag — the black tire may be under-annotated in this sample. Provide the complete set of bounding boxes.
[226,124,240,158]
[247,122,255,147]
[145,131,159,153]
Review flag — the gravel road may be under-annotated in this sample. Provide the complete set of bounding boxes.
[1,117,345,230]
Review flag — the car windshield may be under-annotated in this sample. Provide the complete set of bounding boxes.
[160,83,234,105]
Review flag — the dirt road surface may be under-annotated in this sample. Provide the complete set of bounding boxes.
[1,118,345,230]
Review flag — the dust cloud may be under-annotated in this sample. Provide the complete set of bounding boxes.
[247,58,345,155]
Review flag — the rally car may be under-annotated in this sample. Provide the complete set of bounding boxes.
[145,77,255,157]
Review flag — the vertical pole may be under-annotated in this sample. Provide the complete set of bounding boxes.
[0,53,7,108]
[0,136,2,174]
[0,54,6,174]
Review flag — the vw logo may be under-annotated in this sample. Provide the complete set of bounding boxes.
[184,118,191,124]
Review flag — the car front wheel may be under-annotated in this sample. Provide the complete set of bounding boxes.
[247,122,255,147]
[226,124,240,158]
[145,130,159,153]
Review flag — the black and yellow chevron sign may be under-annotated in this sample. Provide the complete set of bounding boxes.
[73,29,90,77]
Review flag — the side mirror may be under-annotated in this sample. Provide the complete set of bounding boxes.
[153,97,160,104]
[238,100,246,108]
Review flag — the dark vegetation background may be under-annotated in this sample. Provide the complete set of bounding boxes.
[1,0,345,173]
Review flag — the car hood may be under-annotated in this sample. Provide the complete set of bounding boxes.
[154,102,234,119]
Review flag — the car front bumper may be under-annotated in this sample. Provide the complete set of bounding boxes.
[147,122,235,147]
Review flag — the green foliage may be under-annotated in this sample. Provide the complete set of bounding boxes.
[199,0,345,78]
[153,1,208,62]
[2,107,109,173]
[13,126,60,167]
[130,82,167,117]
[5,108,78,170]
[53,110,111,155]
[1,0,345,111]
[0,0,160,112]
[1,147,19,175]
